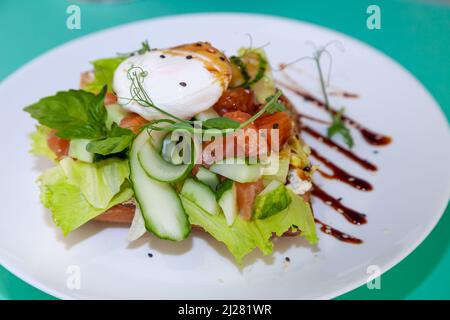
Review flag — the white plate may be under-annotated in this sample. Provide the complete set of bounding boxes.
[0,13,449,300]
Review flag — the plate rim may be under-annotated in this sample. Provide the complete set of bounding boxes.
[0,12,449,300]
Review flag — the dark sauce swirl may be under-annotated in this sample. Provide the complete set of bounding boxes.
[311,184,367,225]
[303,125,377,171]
[315,218,363,244]
[310,148,373,191]
[279,82,392,146]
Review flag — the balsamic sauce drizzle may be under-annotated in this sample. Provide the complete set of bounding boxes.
[302,125,378,171]
[311,185,367,225]
[277,68,393,243]
[314,218,363,244]
[279,81,392,146]
[329,91,360,99]
[310,148,373,191]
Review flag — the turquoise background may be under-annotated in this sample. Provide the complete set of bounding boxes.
[0,0,449,299]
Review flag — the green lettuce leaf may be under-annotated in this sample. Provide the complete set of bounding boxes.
[257,189,318,244]
[181,196,266,262]
[29,125,55,160]
[39,159,133,236]
[59,157,130,209]
[181,189,317,263]
[83,57,125,93]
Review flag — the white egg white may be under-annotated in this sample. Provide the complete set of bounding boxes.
[113,50,225,120]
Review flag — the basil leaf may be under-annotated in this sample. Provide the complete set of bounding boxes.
[24,87,108,140]
[87,124,135,155]
[83,57,125,93]
[203,117,241,130]
[87,136,134,156]
[109,123,134,138]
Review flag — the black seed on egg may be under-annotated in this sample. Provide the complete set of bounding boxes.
[186,55,193,60]
[160,54,166,58]
[147,253,153,258]
[179,82,187,87]
[285,257,290,262]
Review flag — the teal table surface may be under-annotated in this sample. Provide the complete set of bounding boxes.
[0,0,449,300]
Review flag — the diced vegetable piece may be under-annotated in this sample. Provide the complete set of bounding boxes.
[68,139,94,163]
[217,180,238,226]
[262,150,291,183]
[195,167,220,191]
[209,159,261,183]
[253,180,291,219]
[181,178,220,215]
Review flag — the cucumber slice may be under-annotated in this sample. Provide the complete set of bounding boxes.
[181,178,220,215]
[160,134,184,165]
[195,167,219,191]
[194,108,219,121]
[209,159,261,183]
[217,181,238,226]
[138,139,193,183]
[68,139,94,163]
[263,156,290,183]
[130,130,190,241]
[253,180,291,219]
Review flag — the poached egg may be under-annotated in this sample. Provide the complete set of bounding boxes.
[113,42,232,120]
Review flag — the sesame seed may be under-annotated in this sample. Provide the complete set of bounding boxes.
[179,82,187,87]
[160,54,166,59]
[285,257,291,262]
[219,56,226,61]
[186,55,193,60]
[147,253,153,258]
